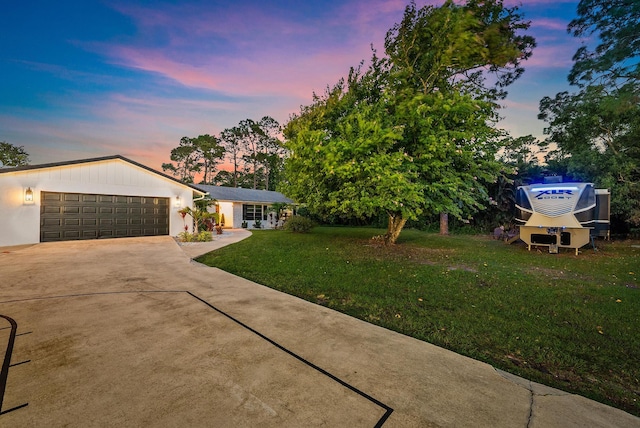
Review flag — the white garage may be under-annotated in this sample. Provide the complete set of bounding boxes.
[0,155,206,247]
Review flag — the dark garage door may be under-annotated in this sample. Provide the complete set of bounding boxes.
[40,192,170,242]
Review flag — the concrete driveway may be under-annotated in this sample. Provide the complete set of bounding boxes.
[0,234,637,427]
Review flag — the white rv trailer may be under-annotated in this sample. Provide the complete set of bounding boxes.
[515,182,610,254]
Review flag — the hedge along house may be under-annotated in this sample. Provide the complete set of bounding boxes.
[195,185,293,229]
[0,155,206,247]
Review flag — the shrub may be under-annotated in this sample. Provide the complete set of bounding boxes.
[178,231,213,242]
[283,216,316,233]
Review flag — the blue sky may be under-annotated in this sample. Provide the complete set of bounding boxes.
[1,0,583,171]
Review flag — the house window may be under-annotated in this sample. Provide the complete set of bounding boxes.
[243,204,268,221]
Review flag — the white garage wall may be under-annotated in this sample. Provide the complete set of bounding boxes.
[0,158,198,247]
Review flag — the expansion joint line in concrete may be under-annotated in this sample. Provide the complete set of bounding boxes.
[0,290,395,427]
[526,380,534,428]
[0,314,29,415]
[187,291,395,428]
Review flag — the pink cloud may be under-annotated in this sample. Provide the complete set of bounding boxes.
[532,18,570,32]
[104,46,220,90]
[525,40,579,69]
[500,99,540,113]
[111,2,314,46]
[503,0,577,5]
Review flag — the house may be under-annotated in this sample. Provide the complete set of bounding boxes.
[195,185,293,229]
[0,155,206,247]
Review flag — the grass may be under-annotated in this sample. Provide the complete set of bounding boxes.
[196,226,640,416]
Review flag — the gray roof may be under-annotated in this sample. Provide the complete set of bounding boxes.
[195,185,293,204]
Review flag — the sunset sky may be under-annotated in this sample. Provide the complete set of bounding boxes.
[1,0,584,173]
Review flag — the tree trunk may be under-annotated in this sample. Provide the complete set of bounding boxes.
[253,159,258,189]
[439,212,449,235]
[233,159,238,187]
[384,213,408,245]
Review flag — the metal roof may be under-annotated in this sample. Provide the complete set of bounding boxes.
[195,184,293,204]
[0,155,206,194]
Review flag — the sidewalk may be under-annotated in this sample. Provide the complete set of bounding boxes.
[175,228,252,259]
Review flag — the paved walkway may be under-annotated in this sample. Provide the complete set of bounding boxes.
[174,228,252,259]
[0,232,637,427]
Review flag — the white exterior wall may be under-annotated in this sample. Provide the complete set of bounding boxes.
[0,159,196,247]
[207,201,292,230]
[217,202,235,228]
[233,202,244,228]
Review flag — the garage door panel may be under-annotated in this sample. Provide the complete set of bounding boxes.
[81,230,98,239]
[99,229,115,238]
[42,193,62,202]
[42,205,61,214]
[64,230,82,239]
[41,231,62,240]
[42,218,62,227]
[40,192,170,242]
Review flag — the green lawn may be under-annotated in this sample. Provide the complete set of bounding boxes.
[196,227,640,416]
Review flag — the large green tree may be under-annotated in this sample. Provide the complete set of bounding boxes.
[539,0,640,230]
[194,134,225,185]
[284,0,534,244]
[219,126,244,188]
[219,117,285,190]
[254,116,286,191]
[0,141,30,167]
[162,135,225,184]
[162,137,202,184]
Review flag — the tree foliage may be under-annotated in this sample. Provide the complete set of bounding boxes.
[385,0,534,98]
[0,141,30,167]
[539,0,640,231]
[194,134,225,184]
[218,116,285,190]
[163,136,207,184]
[162,121,286,189]
[219,126,244,187]
[568,0,640,87]
[284,0,535,244]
